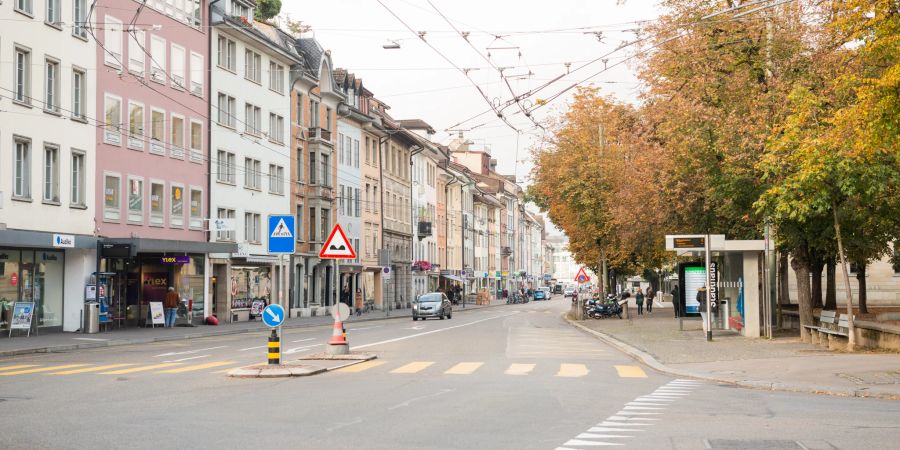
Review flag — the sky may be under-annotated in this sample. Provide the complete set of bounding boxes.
[281,0,664,234]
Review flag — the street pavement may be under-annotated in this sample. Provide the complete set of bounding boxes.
[1,295,898,449]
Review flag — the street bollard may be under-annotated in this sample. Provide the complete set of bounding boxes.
[268,329,280,365]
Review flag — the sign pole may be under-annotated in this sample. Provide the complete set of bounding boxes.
[705,233,712,342]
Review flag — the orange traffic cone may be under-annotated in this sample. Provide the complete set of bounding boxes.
[329,318,347,345]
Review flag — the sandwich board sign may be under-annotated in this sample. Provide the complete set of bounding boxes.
[319,224,357,259]
[268,215,295,254]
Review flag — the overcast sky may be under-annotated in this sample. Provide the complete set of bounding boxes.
[282,0,663,234]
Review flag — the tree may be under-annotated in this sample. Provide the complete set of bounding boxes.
[254,0,281,21]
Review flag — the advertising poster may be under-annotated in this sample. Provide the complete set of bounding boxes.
[10,302,35,330]
[149,302,165,326]
[142,273,169,304]
[683,266,706,314]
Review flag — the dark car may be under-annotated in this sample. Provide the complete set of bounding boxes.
[413,292,452,321]
[553,285,562,294]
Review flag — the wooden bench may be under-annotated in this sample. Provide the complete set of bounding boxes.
[802,310,836,343]
[816,313,853,349]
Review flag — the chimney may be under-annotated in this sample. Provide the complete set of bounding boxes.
[489,159,497,172]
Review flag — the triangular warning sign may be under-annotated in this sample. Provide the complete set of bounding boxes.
[270,218,293,238]
[319,224,357,259]
[575,267,590,283]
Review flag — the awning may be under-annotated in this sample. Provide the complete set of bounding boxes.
[0,228,97,249]
[441,274,463,282]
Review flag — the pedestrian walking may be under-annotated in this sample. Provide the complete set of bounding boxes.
[341,286,351,307]
[354,288,363,316]
[163,287,179,328]
[635,287,645,315]
[646,286,655,314]
[697,286,708,333]
[671,284,681,318]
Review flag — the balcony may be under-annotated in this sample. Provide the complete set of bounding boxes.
[501,246,512,256]
[308,127,332,142]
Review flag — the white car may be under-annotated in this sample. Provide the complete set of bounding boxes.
[564,287,576,298]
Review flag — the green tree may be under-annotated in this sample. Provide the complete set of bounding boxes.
[254,0,281,21]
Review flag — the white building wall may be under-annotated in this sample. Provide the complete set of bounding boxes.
[336,120,361,263]
[209,27,292,255]
[411,153,437,296]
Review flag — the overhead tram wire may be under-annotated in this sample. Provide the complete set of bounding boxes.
[376,0,521,132]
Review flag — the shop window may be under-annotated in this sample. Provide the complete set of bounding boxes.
[189,187,203,229]
[104,174,121,221]
[150,181,164,226]
[170,184,184,228]
[127,177,144,223]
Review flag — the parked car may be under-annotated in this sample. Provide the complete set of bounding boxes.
[534,289,547,301]
[412,292,452,321]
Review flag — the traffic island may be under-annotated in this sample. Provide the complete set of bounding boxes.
[227,353,378,378]
[296,351,378,361]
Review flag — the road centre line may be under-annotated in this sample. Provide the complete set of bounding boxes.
[154,346,227,357]
[291,338,315,343]
[239,345,268,351]
[353,312,520,350]
[164,355,210,363]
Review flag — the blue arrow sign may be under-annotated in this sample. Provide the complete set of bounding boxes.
[262,304,285,328]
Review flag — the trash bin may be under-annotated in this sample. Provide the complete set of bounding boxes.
[83,302,100,334]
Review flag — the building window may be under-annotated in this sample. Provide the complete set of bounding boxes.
[12,138,32,199]
[296,149,303,183]
[320,208,330,243]
[104,15,123,67]
[170,44,185,88]
[244,158,261,189]
[150,181,164,226]
[325,107,332,131]
[244,212,261,243]
[170,184,184,227]
[296,204,304,242]
[190,120,202,162]
[354,139,360,168]
[268,61,284,93]
[217,36,236,72]
[189,187,203,228]
[309,206,317,241]
[309,152,317,184]
[128,102,145,150]
[150,35,166,83]
[355,188,361,217]
[321,154,330,187]
[244,103,261,136]
[310,99,319,128]
[150,109,166,154]
[217,92,236,127]
[269,113,284,144]
[128,30,145,75]
[127,177,144,223]
[244,49,261,83]
[104,174,121,221]
[44,58,60,113]
[104,95,122,145]
[72,69,86,120]
[15,0,33,15]
[42,144,60,203]
[46,0,60,25]
[69,151,85,207]
[189,52,203,96]
[72,0,87,38]
[171,115,185,158]
[217,208,235,241]
[14,47,32,105]
[268,164,284,195]
[295,92,303,127]
[217,150,236,184]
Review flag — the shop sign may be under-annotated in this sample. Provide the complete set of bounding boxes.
[101,243,132,258]
[161,255,190,264]
[10,272,18,286]
[52,234,75,248]
[233,242,250,258]
[709,261,719,305]
[501,271,509,277]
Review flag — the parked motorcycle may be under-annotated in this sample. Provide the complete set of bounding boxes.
[587,295,623,319]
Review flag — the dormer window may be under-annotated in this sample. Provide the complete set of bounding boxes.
[232,0,253,21]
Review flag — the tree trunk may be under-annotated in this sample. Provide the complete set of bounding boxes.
[791,248,814,342]
[810,256,824,309]
[824,258,836,310]
[856,263,868,314]
[777,252,791,305]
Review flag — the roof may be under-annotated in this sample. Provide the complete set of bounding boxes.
[216,15,303,64]
[296,38,324,77]
[397,119,436,135]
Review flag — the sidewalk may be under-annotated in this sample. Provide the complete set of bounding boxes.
[0,299,507,357]
[568,304,900,400]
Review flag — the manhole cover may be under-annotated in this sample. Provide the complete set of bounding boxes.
[705,439,804,450]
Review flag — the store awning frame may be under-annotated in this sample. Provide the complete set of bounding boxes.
[441,274,464,282]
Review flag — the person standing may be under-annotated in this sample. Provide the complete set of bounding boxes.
[354,288,364,316]
[163,287,179,328]
[671,284,681,318]
[341,286,351,307]
[635,287,645,315]
[697,286,708,333]
[646,286,655,314]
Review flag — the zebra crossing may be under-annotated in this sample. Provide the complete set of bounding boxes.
[334,360,648,379]
[0,360,240,377]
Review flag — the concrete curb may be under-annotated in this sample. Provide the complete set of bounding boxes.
[565,315,900,401]
[227,353,377,378]
[1,302,508,358]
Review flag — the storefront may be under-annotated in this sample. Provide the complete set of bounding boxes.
[0,229,97,333]
[211,253,287,323]
[97,238,234,328]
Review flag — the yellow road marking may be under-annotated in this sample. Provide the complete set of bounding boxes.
[390,361,434,374]
[615,365,648,378]
[101,363,182,374]
[157,361,236,373]
[336,360,386,373]
[0,364,89,376]
[505,363,536,376]
[556,363,590,378]
[0,364,38,372]
[444,362,483,375]
[50,364,135,375]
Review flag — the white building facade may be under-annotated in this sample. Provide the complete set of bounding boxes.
[336,112,362,296]
[0,0,98,332]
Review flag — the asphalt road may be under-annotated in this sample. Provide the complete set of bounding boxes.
[1,295,898,449]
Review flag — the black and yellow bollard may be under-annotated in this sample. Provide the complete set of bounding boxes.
[268,329,280,365]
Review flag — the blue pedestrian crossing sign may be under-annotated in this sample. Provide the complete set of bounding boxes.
[268,215,295,254]
[262,304,285,328]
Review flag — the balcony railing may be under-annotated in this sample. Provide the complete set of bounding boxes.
[308,127,332,142]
